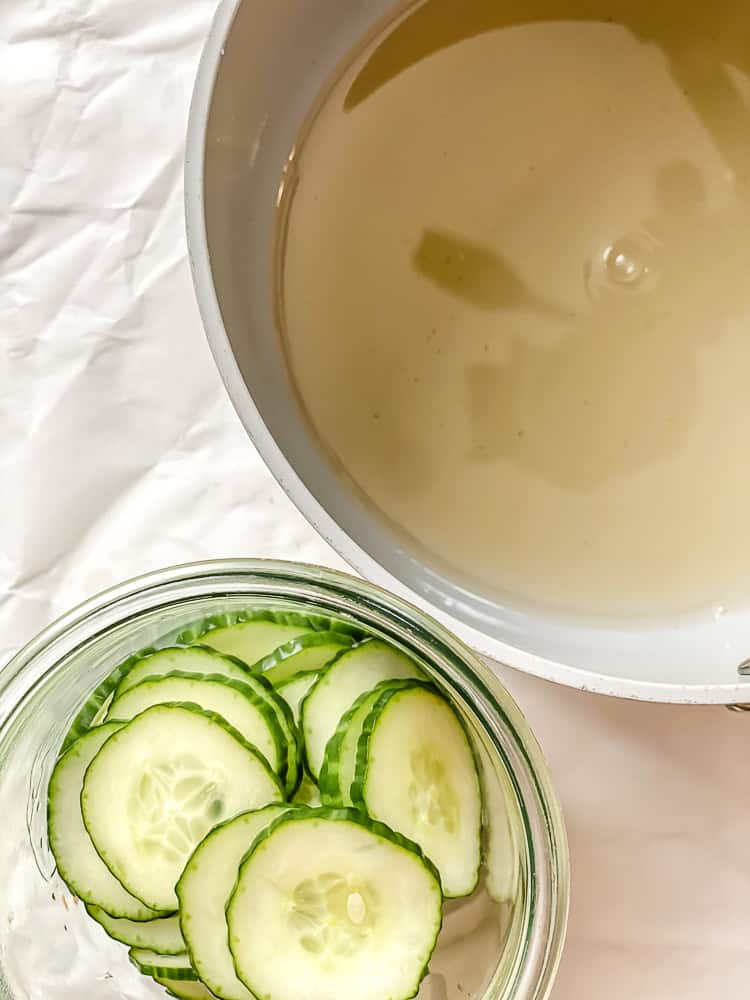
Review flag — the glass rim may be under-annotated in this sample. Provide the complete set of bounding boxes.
[0,557,569,1000]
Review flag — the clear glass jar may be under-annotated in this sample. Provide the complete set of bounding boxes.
[0,560,568,1000]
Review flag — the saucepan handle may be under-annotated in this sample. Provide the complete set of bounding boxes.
[728,661,750,711]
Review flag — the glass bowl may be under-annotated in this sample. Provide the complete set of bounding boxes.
[0,560,568,1000]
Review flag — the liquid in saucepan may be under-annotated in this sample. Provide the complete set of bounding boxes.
[280,0,750,619]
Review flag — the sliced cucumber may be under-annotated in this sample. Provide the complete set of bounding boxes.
[212,670,302,795]
[60,610,360,754]
[275,672,319,724]
[114,647,251,699]
[199,621,309,664]
[292,774,321,808]
[60,648,157,754]
[106,646,300,795]
[177,609,323,644]
[480,742,521,905]
[155,978,217,1000]
[61,643,252,756]
[178,608,361,664]
[81,704,283,911]
[86,905,185,954]
[130,949,196,980]
[237,673,302,799]
[227,808,442,1000]
[351,685,482,898]
[319,680,415,807]
[257,632,354,686]
[48,723,162,920]
[301,639,424,780]
[237,672,302,798]
[177,804,291,1000]
[106,673,285,777]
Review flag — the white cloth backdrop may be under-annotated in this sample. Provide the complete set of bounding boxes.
[1,2,748,996]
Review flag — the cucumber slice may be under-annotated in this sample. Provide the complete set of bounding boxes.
[319,680,416,807]
[301,639,424,780]
[155,979,217,1000]
[81,704,283,911]
[292,774,321,807]
[177,608,362,663]
[130,949,196,980]
[275,672,318,724]
[114,647,251,699]
[108,647,300,795]
[106,673,285,777]
[179,609,362,666]
[60,648,158,754]
[86,905,185,954]
[177,804,291,1000]
[200,621,309,664]
[226,808,442,1000]
[47,723,162,920]
[61,644,252,757]
[60,611,361,755]
[225,671,302,799]
[480,742,521,905]
[257,632,354,686]
[227,671,302,797]
[351,685,482,898]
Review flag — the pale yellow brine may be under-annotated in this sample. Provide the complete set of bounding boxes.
[280,0,750,619]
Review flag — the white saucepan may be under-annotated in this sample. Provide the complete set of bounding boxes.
[185,0,750,706]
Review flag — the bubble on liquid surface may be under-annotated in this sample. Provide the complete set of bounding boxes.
[604,243,644,285]
[587,231,660,299]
